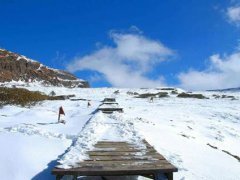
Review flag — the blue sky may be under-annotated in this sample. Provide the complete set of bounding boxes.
[0,0,240,89]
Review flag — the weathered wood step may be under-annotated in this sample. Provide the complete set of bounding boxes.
[88,154,165,161]
[85,156,163,161]
[52,138,177,180]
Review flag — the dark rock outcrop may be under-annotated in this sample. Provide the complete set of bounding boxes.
[0,49,89,88]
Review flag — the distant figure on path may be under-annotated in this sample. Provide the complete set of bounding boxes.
[150,96,154,103]
[87,101,91,107]
[58,106,66,124]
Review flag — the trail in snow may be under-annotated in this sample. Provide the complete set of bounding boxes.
[2,124,76,140]
[1,83,240,180]
[57,111,146,169]
[0,104,146,169]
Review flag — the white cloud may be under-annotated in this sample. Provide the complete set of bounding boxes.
[227,6,240,25]
[67,31,174,88]
[178,51,240,90]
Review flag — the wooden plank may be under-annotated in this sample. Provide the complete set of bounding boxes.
[91,147,153,152]
[96,141,132,144]
[102,102,119,105]
[101,111,121,113]
[97,105,122,110]
[95,140,153,145]
[78,160,169,166]
[93,144,138,148]
[85,156,162,161]
[88,151,141,156]
[91,148,156,153]
[52,139,178,178]
[88,154,165,161]
[93,145,139,150]
[52,163,177,175]
[94,142,154,150]
[53,163,176,172]
[98,108,123,111]
[94,142,137,148]
[101,111,114,114]
[94,144,136,148]
[87,150,158,156]
[90,149,141,152]
[78,164,174,171]
[102,98,116,102]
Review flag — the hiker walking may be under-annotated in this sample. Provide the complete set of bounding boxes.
[58,106,66,124]
[150,96,154,103]
[87,101,91,107]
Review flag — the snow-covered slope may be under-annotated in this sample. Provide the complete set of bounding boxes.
[208,87,240,92]
[0,84,239,180]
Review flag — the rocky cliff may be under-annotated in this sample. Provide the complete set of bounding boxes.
[0,49,89,88]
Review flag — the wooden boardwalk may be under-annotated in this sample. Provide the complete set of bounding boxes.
[52,140,178,180]
[98,98,123,113]
[97,105,123,113]
[102,98,117,103]
[52,98,177,179]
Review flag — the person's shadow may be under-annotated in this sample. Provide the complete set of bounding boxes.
[31,113,95,180]
[31,159,58,180]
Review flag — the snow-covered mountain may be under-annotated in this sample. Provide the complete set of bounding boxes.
[0,48,89,88]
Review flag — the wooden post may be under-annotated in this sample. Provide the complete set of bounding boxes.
[56,175,62,180]
[154,173,161,180]
[154,172,173,180]
[165,172,173,180]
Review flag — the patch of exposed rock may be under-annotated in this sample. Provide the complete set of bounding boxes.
[0,49,89,88]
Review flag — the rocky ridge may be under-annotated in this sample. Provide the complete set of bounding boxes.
[0,49,89,88]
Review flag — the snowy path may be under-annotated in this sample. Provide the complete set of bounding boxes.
[0,85,240,180]
[57,111,146,169]
[0,104,149,178]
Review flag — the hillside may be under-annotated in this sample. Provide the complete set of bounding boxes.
[0,48,89,88]
[0,85,239,179]
[207,87,240,92]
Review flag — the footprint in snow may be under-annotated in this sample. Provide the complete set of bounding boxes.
[3,124,75,140]
[167,153,187,172]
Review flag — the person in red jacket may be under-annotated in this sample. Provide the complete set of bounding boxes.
[58,106,66,124]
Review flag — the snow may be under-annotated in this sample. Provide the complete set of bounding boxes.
[54,71,85,82]
[0,133,70,180]
[16,54,40,64]
[57,111,146,169]
[0,83,240,179]
[37,64,44,71]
